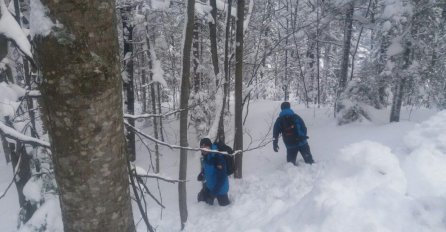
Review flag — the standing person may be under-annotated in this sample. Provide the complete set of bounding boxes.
[197,138,231,206]
[273,102,315,165]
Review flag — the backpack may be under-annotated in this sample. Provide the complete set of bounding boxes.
[214,142,235,176]
[281,115,297,141]
[280,114,309,144]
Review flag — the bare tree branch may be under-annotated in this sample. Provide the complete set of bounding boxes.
[134,174,166,209]
[135,174,187,184]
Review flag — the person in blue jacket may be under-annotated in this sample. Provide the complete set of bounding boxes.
[197,138,230,206]
[273,102,314,165]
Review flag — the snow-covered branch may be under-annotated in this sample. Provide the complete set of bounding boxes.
[0,0,34,66]
[135,173,186,184]
[125,122,247,156]
[0,121,50,148]
[27,90,42,98]
[124,99,211,119]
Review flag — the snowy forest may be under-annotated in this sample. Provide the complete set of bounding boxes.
[0,0,446,231]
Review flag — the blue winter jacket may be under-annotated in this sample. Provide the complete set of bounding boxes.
[202,144,229,196]
[273,108,308,148]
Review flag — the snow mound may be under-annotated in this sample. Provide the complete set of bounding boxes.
[273,140,444,232]
[403,110,446,198]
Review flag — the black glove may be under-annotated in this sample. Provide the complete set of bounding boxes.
[197,171,204,181]
[273,139,279,152]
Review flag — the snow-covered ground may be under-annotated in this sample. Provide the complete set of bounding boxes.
[1,100,445,232]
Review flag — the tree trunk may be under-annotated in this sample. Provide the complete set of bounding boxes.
[209,0,219,78]
[284,4,289,101]
[144,34,161,173]
[121,7,136,162]
[34,1,135,231]
[316,0,321,106]
[390,41,412,122]
[179,0,195,229]
[336,2,354,112]
[234,0,245,179]
[157,83,165,141]
[151,81,160,173]
[141,60,148,114]
[218,0,233,143]
[390,77,406,122]
[193,16,201,93]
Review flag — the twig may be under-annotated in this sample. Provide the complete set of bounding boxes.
[134,132,156,172]
[127,155,155,232]
[135,174,166,209]
[136,174,187,184]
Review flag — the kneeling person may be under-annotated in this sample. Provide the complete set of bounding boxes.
[197,138,230,206]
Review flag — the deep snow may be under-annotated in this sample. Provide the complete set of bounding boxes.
[1,100,445,232]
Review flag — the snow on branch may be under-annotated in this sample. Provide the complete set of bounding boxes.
[124,109,182,119]
[125,122,254,156]
[124,98,216,120]
[27,90,41,98]
[132,165,185,183]
[0,0,34,65]
[136,173,186,184]
[0,121,50,148]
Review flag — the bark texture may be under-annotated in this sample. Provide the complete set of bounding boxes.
[34,1,135,231]
[179,0,195,229]
[234,0,245,179]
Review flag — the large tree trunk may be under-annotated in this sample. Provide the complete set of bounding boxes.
[336,2,354,112]
[234,0,245,179]
[34,1,135,231]
[179,0,195,229]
